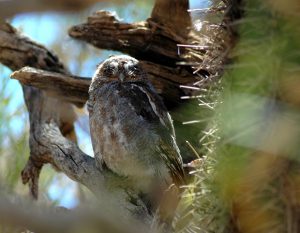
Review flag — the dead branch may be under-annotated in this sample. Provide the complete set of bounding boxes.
[0,22,150,222]
[11,61,195,108]
[68,1,193,67]
[67,0,210,105]
[68,11,185,67]
[0,21,75,197]
[11,67,90,106]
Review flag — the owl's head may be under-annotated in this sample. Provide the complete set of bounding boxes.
[92,55,147,85]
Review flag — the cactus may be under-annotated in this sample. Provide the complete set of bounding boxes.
[176,0,300,232]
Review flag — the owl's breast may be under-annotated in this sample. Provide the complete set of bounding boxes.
[90,83,169,184]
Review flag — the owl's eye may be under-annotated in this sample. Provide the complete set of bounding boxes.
[130,64,139,71]
[103,61,118,76]
[126,64,139,76]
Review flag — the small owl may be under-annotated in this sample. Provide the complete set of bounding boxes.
[88,55,185,207]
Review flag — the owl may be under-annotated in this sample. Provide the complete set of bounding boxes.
[88,55,185,209]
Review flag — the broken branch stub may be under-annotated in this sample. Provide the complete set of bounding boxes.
[11,67,90,106]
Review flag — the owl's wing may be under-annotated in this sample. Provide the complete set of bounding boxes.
[156,136,186,186]
[127,82,174,133]
[89,107,104,170]
[88,91,108,170]
[127,82,186,185]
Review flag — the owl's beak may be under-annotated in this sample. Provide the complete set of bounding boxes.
[119,73,125,82]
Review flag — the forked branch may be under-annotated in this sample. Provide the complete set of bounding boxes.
[0,23,150,222]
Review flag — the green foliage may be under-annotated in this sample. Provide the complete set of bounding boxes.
[176,0,300,232]
[0,70,29,193]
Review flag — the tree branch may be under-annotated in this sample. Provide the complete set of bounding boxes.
[68,0,193,67]
[69,10,186,67]
[67,0,206,107]
[0,22,77,198]
[11,67,90,106]
[11,61,195,108]
[0,23,150,222]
